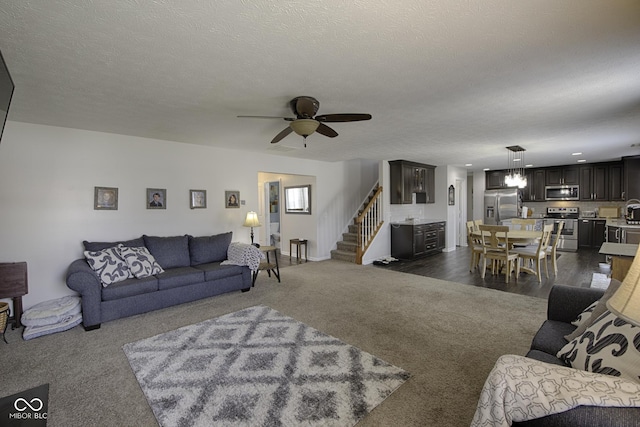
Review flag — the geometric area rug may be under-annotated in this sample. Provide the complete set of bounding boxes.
[123,305,410,427]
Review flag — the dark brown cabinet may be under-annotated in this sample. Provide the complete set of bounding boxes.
[579,164,608,201]
[522,169,546,202]
[546,166,579,185]
[391,221,446,259]
[486,170,507,189]
[389,160,435,204]
[624,156,640,201]
[609,162,625,201]
[578,219,606,248]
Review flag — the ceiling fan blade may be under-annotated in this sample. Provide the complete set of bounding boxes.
[315,113,372,122]
[237,115,294,120]
[316,123,338,138]
[271,127,293,144]
[296,97,316,118]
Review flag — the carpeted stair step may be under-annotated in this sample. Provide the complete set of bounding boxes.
[330,249,357,263]
[342,232,357,242]
[336,240,357,252]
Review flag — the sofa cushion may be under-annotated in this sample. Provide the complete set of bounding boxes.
[565,279,622,341]
[155,266,205,290]
[143,235,190,269]
[530,319,576,356]
[84,246,132,286]
[83,237,145,252]
[189,232,233,265]
[119,245,164,278]
[194,262,245,281]
[101,275,159,301]
[558,310,640,383]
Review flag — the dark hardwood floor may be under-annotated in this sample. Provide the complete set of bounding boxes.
[375,247,610,299]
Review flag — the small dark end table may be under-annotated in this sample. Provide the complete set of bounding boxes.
[289,239,308,263]
[0,262,28,329]
[252,246,281,286]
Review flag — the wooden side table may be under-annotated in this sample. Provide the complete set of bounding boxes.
[0,262,28,329]
[252,246,281,286]
[289,239,308,263]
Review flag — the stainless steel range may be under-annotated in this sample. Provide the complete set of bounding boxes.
[544,207,579,252]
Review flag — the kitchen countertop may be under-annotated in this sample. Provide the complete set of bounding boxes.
[391,219,446,226]
[605,219,640,229]
[599,242,639,257]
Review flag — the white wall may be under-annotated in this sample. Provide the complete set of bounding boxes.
[0,121,372,309]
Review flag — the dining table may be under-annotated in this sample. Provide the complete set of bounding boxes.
[471,229,542,245]
[471,229,543,277]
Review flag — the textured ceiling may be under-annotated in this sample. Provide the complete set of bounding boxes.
[1,0,639,170]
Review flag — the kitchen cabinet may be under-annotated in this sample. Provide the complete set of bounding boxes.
[522,169,546,202]
[579,164,608,201]
[389,160,435,204]
[486,170,507,189]
[606,223,640,244]
[578,219,606,248]
[624,156,640,201]
[391,221,446,259]
[609,162,625,201]
[546,166,579,186]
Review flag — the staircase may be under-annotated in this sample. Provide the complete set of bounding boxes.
[331,185,384,264]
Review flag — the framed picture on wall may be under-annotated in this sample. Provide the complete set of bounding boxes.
[147,188,166,209]
[190,190,207,209]
[94,186,118,210]
[225,190,240,208]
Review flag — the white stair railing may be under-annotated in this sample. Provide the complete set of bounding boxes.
[355,186,383,264]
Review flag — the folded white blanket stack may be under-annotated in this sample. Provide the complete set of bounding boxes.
[21,296,83,340]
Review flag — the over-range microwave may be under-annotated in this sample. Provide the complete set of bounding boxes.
[545,185,579,201]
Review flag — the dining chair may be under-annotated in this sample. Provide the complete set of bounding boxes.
[511,224,554,283]
[545,220,564,276]
[466,221,483,271]
[510,218,538,248]
[478,225,520,283]
[473,219,483,231]
[511,218,537,230]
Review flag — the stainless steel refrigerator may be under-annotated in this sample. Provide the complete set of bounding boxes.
[484,188,522,225]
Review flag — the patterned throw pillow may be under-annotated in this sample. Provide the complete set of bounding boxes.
[118,245,164,278]
[84,246,132,286]
[571,300,598,327]
[557,310,640,383]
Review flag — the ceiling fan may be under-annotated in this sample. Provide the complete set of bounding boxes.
[237,96,372,146]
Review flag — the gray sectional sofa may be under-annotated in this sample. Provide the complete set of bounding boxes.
[514,284,640,427]
[66,233,252,330]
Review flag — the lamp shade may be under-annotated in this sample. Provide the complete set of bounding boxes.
[607,245,640,326]
[290,119,320,137]
[243,211,261,228]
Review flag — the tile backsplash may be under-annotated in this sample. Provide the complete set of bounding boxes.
[523,201,627,218]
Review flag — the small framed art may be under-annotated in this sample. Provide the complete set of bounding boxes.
[147,188,166,209]
[94,187,118,210]
[190,190,207,209]
[225,191,240,208]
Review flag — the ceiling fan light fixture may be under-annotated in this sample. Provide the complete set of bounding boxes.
[290,119,320,137]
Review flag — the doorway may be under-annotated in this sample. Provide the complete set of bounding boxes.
[265,181,281,249]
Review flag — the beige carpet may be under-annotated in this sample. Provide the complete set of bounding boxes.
[0,260,547,426]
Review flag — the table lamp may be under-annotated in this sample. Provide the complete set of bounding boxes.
[607,244,640,326]
[243,211,261,246]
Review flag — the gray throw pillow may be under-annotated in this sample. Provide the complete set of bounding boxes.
[143,235,190,269]
[565,279,622,341]
[84,246,132,286]
[189,232,233,265]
